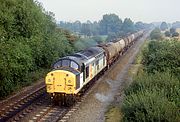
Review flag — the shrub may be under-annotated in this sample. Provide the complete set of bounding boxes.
[125,72,180,106]
[122,91,179,122]
[150,28,163,40]
[122,40,180,122]
[172,32,179,37]
[165,31,171,37]
[142,40,180,78]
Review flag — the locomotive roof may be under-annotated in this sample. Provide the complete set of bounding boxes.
[53,46,105,67]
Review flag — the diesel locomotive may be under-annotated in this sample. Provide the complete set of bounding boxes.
[45,31,144,106]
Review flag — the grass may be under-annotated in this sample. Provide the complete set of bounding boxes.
[105,106,122,122]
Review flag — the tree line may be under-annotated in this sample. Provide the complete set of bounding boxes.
[58,14,151,41]
[150,21,180,40]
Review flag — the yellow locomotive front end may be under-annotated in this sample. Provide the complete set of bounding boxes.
[45,70,76,95]
[45,67,82,106]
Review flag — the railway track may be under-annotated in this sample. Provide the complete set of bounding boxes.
[0,85,46,122]
[31,89,91,122]
[0,75,96,122]
[20,75,96,122]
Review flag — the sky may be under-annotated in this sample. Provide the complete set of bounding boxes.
[36,0,180,23]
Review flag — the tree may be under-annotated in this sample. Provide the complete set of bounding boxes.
[150,28,163,40]
[170,28,176,34]
[135,21,152,31]
[121,18,135,35]
[0,0,76,98]
[165,31,171,37]
[172,32,179,37]
[106,32,117,41]
[99,14,122,35]
[160,22,168,31]
[81,23,92,36]
[172,21,180,28]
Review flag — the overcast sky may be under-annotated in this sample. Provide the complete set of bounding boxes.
[37,0,180,23]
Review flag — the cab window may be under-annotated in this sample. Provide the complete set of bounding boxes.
[70,61,79,69]
[54,61,61,68]
[86,66,89,78]
[62,60,70,67]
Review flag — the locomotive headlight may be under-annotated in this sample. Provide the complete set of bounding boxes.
[68,80,71,83]
[48,79,51,82]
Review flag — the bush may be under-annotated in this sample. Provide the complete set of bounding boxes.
[165,31,171,37]
[122,40,180,122]
[74,38,98,50]
[142,40,180,78]
[170,28,176,34]
[150,28,163,40]
[125,72,180,106]
[0,40,34,97]
[172,32,179,37]
[122,91,179,122]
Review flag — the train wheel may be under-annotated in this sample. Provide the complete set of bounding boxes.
[52,95,60,106]
[60,94,66,106]
[64,94,75,107]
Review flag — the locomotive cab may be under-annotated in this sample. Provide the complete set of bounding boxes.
[45,59,83,96]
[45,46,106,106]
[46,69,79,94]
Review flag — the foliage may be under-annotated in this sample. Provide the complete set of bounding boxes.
[135,22,152,31]
[165,31,171,37]
[122,40,180,122]
[92,35,107,44]
[58,14,151,39]
[142,40,180,78]
[106,32,118,41]
[165,28,179,37]
[59,20,100,37]
[170,28,176,34]
[172,21,180,29]
[160,22,168,31]
[120,18,135,35]
[0,0,76,98]
[172,32,179,37]
[150,28,163,40]
[122,90,179,122]
[125,72,180,106]
[74,38,99,50]
[99,14,123,35]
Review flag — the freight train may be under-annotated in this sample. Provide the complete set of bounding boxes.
[45,31,144,106]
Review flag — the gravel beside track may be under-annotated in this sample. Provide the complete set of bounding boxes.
[0,81,46,121]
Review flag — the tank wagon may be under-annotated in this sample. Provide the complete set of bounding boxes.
[45,31,144,106]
